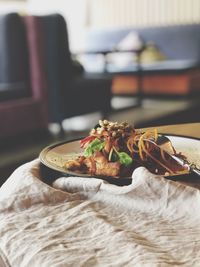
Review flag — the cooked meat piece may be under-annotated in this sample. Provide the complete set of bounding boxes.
[92,151,121,177]
[84,157,96,175]
[65,152,121,177]
[64,159,82,171]
[64,156,87,172]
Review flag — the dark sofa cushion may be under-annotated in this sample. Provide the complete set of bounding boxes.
[0,13,31,100]
[0,82,29,102]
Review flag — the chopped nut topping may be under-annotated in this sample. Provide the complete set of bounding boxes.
[93,120,135,139]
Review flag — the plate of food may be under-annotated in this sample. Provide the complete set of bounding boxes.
[39,120,200,185]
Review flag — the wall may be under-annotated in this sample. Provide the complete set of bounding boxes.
[27,0,87,52]
[25,0,200,51]
[88,0,200,29]
[0,0,26,13]
[1,0,199,51]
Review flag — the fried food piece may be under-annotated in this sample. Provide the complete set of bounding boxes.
[64,156,87,173]
[65,152,121,177]
[65,160,81,170]
[85,152,121,177]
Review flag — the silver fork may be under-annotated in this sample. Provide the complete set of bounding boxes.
[149,134,200,176]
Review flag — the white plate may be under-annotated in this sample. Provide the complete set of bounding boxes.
[39,135,200,185]
[168,136,200,167]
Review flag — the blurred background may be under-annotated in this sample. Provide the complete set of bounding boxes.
[0,0,200,182]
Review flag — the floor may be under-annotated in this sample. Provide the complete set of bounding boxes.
[0,96,197,185]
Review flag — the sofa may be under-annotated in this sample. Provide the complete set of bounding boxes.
[0,13,112,139]
[0,13,49,139]
[81,24,200,96]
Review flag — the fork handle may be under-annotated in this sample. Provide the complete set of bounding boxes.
[190,165,200,176]
[172,155,200,177]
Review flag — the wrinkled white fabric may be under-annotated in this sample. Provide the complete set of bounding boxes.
[1,159,200,267]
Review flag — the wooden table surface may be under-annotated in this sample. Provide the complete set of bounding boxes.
[144,123,200,139]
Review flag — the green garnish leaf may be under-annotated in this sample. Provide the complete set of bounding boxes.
[84,138,105,157]
[112,146,133,166]
[117,152,133,166]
